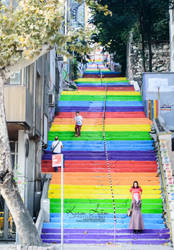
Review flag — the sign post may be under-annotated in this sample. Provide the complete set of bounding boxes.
[52,154,64,249]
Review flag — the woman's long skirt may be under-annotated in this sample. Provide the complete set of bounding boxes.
[129,200,144,230]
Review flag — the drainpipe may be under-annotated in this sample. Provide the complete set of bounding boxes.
[40,56,44,143]
[32,62,37,137]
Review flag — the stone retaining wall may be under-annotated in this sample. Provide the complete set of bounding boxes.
[127,37,170,86]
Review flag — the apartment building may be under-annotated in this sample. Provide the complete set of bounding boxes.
[1,49,61,241]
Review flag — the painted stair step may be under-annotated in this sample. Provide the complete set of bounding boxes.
[50,182,160,188]
[50,213,163,219]
[50,199,162,207]
[42,167,158,173]
[48,188,161,195]
[77,83,129,86]
[63,160,157,166]
[42,228,170,234]
[41,239,170,245]
[42,151,156,161]
[55,112,146,118]
[43,155,156,161]
[50,208,163,214]
[58,107,144,112]
[50,203,162,209]
[74,78,127,82]
[51,169,158,173]
[53,119,152,125]
[61,91,140,96]
[47,166,158,171]
[42,222,166,229]
[50,171,159,177]
[46,147,154,152]
[50,199,162,204]
[50,181,160,186]
[47,140,154,145]
[50,217,164,224]
[58,101,144,107]
[46,142,150,151]
[60,95,142,101]
[48,132,152,141]
[41,233,170,240]
[77,87,135,91]
[50,206,163,212]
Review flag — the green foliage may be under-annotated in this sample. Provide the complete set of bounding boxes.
[89,0,169,74]
[70,59,78,80]
[0,1,93,70]
[0,0,66,68]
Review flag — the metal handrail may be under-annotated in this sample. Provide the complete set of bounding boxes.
[101,70,117,243]
[156,138,173,245]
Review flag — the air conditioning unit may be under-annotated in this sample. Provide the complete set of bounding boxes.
[57,56,63,61]
[48,94,55,107]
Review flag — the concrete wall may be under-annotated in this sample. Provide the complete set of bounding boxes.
[4,86,26,122]
[17,130,41,217]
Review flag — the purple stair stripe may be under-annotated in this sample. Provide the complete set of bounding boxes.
[42,155,156,161]
[42,151,156,161]
[42,228,169,234]
[41,234,170,240]
[76,85,133,87]
[58,107,144,112]
[44,150,155,155]
[42,239,169,244]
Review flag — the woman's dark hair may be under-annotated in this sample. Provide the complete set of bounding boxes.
[132,181,139,189]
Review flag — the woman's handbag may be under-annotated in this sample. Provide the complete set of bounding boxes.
[127,208,132,217]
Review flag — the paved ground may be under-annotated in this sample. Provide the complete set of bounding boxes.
[0,244,173,250]
[57,243,173,250]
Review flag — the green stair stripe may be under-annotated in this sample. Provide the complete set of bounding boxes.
[48,131,152,141]
[60,95,142,101]
[50,208,163,214]
[50,198,162,204]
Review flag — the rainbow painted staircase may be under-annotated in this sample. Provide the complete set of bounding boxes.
[41,60,170,245]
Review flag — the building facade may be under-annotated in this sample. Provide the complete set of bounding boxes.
[2,49,61,241]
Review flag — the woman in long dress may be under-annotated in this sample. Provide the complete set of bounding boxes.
[129,181,144,233]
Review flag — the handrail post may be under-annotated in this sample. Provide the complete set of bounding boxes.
[61,156,64,250]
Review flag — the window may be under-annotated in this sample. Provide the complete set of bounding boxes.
[5,71,21,85]
[10,141,18,169]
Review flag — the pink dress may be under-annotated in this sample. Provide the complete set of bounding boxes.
[130,187,142,201]
[129,187,144,230]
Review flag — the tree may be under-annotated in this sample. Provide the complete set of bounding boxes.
[67,28,92,79]
[129,0,169,72]
[89,0,169,74]
[0,0,76,246]
[89,0,136,74]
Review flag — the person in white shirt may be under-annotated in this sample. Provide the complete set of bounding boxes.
[51,136,63,172]
[74,111,83,137]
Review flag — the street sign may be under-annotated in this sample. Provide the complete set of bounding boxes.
[52,154,63,168]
